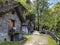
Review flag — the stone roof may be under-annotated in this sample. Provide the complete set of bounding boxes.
[0,3,18,15]
[0,2,26,22]
[0,2,26,14]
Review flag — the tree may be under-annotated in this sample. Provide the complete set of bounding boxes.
[39,2,60,37]
[50,2,60,38]
[34,0,49,30]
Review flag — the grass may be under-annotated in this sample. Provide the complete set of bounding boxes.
[46,35,58,45]
[0,42,21,45]
[23,34,33,43]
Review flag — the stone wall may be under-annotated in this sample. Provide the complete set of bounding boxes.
[0,11,22,41]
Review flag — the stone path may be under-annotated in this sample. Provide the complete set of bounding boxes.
[24,31,48,45]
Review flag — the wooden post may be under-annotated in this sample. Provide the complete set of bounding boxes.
[59,40,60,45]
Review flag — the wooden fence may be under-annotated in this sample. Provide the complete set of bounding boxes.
[40,30,60,45]
[47,31,60,45]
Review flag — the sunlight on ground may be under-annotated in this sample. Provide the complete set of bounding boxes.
[24,31,58,45]
[33,31,40,35]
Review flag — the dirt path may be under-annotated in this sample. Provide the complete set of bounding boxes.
[24,31,48,45]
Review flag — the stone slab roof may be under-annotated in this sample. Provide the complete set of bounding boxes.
[0,2,26,22]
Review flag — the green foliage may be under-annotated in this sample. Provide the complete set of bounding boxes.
[34,0,49,29]
[0,0,6,4]
[34,0,60,39]
[39,2,60,38]
[15,0,35,15]
[26,14,35,21]
[26,7,35,15]
[15,0,30,9]
[49,2,60,38]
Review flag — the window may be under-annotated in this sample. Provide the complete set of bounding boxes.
[11,10,15,14]
[8,19,15,27]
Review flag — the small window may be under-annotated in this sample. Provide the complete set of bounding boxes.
[12,10,15,14]
[8,19,15,27]
[5,1,8,5]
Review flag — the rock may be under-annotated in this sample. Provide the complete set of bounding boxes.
[33,31,40,35]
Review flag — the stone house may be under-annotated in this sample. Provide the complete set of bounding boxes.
[22,14,35,34]
[22,20,34,34]
[21,20,29,34]
[0,1,26,41]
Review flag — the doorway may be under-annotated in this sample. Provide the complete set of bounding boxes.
[8,19,15,41]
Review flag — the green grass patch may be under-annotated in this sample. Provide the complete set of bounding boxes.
[46,35,58,45]
[23,34,33,43]
[0,42,21,45]
[23,34,32,38]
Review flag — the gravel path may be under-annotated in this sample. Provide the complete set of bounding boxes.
[24,31,48,45]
